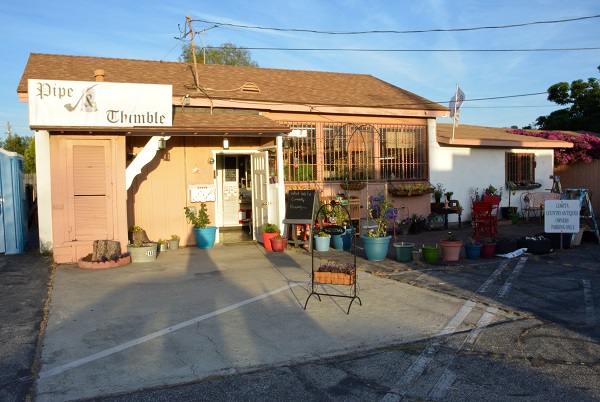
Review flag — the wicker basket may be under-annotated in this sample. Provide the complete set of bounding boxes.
[340,181,367,191]
[313,271,355,285]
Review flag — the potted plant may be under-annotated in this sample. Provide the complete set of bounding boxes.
[168,234,180,250]
[421,244,439,263]
[270,234,287,252]
[156,238,168,252]
[184,203,217,249]
[444,191,454,201]
[126,226,158,262]
[501,182,519,220]
[315,231,331,252]
[327,203,350,250]
[409,214,426,234]
[517,234,552,254]
[439,231,462,262]
[393,241,414,262]
[361,196,393,261]
[481,237,496,258]
[314,261,356,285]
[434,183,445,203]
[464,237,482,260]
[261,223,281,251]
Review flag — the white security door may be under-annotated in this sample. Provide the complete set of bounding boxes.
[251,151,270,242]
[222,156,240,226]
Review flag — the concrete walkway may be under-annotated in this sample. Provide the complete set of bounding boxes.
[35,243,469,401]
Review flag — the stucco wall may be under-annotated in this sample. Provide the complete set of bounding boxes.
[429,126,555,223]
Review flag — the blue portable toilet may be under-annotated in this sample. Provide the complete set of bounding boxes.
[0,148,28,254]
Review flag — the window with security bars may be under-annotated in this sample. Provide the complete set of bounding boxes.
[379,126,427,180]
[280,121,428,182]
[282,123,317,181]
[505,152,535,183]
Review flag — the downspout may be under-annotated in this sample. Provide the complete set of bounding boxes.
[126,136,170,190]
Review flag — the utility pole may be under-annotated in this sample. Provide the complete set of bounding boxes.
[7,121,11,139]
[186,16,200,89]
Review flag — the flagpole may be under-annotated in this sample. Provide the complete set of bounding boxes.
[451,83,458,144]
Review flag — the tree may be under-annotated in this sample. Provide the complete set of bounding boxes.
[0,133,35,173]
[24,137,36,174]
[535,72,600,133]
[1,133,31,157]
[179,42,259,67]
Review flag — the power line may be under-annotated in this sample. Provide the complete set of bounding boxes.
[212,46,600,53]
[191,14,600,35]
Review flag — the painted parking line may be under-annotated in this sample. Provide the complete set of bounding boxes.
[38,283,300,380]
[382,257,528,402]
[583,279,596,326]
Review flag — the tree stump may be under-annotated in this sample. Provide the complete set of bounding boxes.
[131,230,151,247]
[92,240,122,262]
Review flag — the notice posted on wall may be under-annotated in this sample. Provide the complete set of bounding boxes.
[189,184,216,203]
[544,200,580,233]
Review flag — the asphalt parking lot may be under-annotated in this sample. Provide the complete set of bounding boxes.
[2,221,599,401]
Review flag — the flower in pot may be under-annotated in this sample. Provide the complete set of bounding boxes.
[168,234,180,250]
[261,223,281,251]
[464,237,482,260]
[126,226,158,262]
[184,203,217,249]
[362,196,393,261]
[439,231,463,262]
[156,238,168,252]
[434,183,445,203]
[270,234,287,252]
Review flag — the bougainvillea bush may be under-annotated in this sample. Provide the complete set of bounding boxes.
[507,129,600,165]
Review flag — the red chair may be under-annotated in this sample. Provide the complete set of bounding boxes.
[472,201,495,241]
[482,195,500,234]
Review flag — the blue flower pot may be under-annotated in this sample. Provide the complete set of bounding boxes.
[393,242,414,262]
[362,235,391,261]
[464,244,482,260]
[314,235,331,252]
[193,226,217,249]
[331,234,344,250]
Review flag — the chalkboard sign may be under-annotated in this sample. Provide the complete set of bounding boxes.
[283,189,318,224]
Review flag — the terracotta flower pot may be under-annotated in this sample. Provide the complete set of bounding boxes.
[270,237,287,252]
[439,240,463,262]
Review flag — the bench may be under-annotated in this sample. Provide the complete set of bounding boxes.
[521,192,561,223]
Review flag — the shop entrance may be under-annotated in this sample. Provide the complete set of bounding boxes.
[216,154,253,243]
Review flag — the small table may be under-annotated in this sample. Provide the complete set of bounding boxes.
[431,203,462,229]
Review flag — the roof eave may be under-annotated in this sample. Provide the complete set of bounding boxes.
[436,135,574,149]
[188,98,449,118]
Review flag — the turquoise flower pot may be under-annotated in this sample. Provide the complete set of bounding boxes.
[362,235,391,261]
[193,226,217,249]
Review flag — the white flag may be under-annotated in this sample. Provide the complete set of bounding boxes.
[449,86,465,118]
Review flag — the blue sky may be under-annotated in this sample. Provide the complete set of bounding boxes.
[1,1,599,140]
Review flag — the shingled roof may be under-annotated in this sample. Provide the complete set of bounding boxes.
[436,124,574,149]
[18,53,448,115]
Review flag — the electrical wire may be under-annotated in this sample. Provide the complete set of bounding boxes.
[208,46,600,53]
[190,14,600,35]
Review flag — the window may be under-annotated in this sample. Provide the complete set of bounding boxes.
[379,126,427,180]
[282,123,317,181]
[505,152,535,183]
[280,121,428,182]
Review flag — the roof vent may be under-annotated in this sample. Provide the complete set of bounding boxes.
[241,82,260,93]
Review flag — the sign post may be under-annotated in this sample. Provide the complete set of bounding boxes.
[544,200,580,249]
